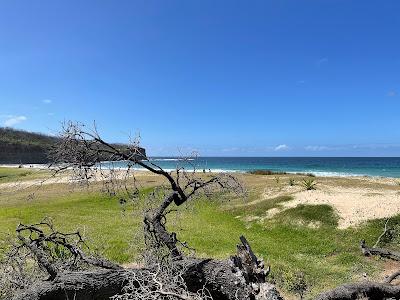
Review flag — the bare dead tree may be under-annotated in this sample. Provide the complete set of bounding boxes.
[2,121,400,300]
[48,122,246,259]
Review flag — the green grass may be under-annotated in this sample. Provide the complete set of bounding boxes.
[174,200,396,298]
[175,202,400,296]
[275,204,339,227]
[0,190,143,263]
[228,195,293,216]
[0,181,399,299]
[0,167,49,183]
[0,167,32,181]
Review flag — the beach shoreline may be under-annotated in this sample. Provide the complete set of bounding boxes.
[1,164,400,229]
[1,162,400,179]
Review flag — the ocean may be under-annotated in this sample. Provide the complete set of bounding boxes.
[106,157,400,178]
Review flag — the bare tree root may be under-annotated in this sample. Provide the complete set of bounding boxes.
[384,270,400,284]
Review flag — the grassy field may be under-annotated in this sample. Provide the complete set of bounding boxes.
[0,167,50,183]
[0,167,399,299]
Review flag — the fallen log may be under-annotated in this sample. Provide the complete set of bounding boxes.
[315,281,400,300]
[11,236,283,300]
[11,269,132,300]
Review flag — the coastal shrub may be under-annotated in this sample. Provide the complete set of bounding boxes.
[275,176,280,184]
[248,169,287,175]
[286,271,309,300]
[302,178,317,190]
[271,269,311,300]
[288,178,296,186]
[295,172,316,177]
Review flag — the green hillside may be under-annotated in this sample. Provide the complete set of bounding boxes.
[0,127,146,164]
[0,127,58,164]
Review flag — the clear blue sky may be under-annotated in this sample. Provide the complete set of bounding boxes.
[1,1,399,156]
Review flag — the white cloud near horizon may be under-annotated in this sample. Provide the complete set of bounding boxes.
[3,115,27,127]
[274,144,289,151]
[304,145,329,151]
[42,99,52,104]
[387,90,397,97]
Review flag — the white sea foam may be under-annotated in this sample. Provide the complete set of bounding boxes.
[96,164,240,173]
[149,158,195,162]
[287,170,367,177]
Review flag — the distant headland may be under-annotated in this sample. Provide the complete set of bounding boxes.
[0,127,146,164]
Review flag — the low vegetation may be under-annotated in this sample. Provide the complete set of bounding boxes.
[302,178,317,190]
[0,167,49,183]
[248,169,287,175]
[1,174,399,299]
[296,172,316,177]
[274,204,339,227]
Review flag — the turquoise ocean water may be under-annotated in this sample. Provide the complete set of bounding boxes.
[107,157,400,178]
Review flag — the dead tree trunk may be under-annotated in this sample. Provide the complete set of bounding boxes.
[11,236,282,300]
[11,269,131,300]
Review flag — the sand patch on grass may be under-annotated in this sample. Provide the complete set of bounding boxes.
[262,178,400,228]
